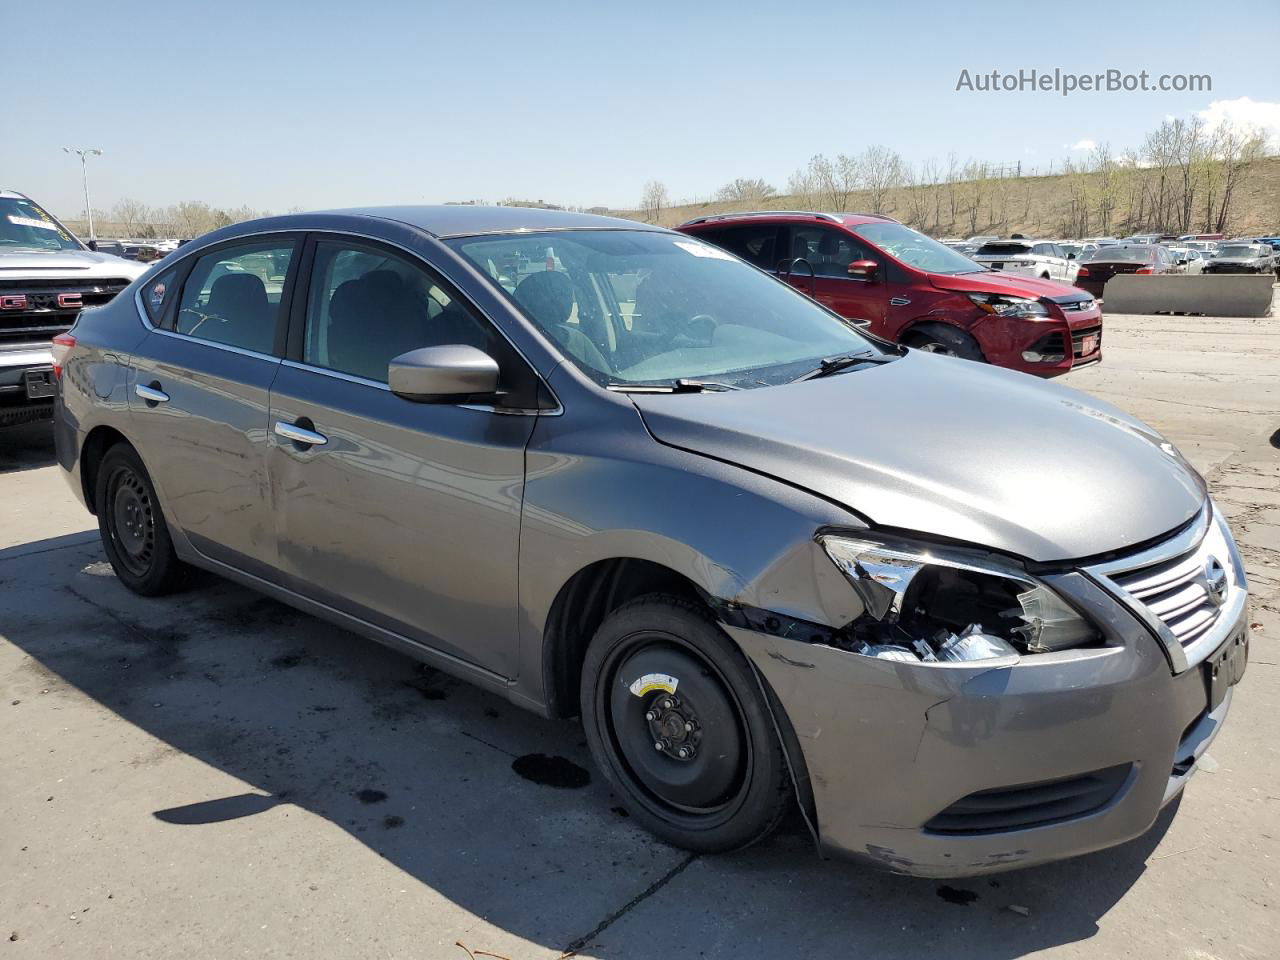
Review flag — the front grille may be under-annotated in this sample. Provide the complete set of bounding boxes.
[1107,537,1224,647]
[924,764,1131,835]
[1071,325,1102,358]
[0,277,131,345]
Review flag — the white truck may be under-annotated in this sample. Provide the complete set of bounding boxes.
[0,190,146,427]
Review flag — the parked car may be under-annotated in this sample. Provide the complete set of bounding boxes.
[1202,243,1277,275]
[970,238,1080,283]
[89,239,128,258]
[54,205,1247,877]
[0,190,145,427]
[1166,247,1206,274]
[1182,239,1219,255]
[679,211,1100,376]
[1075,244,1177,298]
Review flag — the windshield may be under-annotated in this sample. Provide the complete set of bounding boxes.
[1216,245,1261,258]
[1082,246,1154,263]
[853,223,982,275]
[445,230,889,389]
[0,198,82,252]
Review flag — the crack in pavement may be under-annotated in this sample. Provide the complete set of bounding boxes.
[561,852,698,956]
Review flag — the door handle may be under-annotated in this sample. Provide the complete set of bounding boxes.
[274,420,328,447]
[135,383,169,404]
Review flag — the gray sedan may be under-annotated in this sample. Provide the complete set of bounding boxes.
[52,206,1249,876]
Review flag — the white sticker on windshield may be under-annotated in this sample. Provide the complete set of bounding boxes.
[8,215,59,231]
[673,239,734,261]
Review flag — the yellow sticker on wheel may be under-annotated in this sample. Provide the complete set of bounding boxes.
[628,673,679,698]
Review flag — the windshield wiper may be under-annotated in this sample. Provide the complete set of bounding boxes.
[608,378,741,394]
[793,351,887,382]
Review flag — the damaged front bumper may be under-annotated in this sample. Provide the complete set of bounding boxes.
[723,570,1248,878]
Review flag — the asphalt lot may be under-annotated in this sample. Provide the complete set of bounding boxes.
[2,310,1278,959]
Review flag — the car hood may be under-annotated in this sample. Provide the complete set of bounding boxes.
[631,353,1205,563]
[0,248,147,278]
[930,270,1084,300]
[1209,257,1267,265]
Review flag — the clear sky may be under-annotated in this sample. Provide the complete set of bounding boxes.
[5,0,1277,218]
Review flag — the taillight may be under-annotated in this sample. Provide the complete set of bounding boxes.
[1135,267,1154,275]
[51,332,76,378]
[1076,266,1090,276]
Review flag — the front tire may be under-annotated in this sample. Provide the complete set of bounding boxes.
[905,322,985,362]
[580,595,791,854]
[94,444,185,596]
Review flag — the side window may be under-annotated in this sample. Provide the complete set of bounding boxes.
[142,266,179,326]
[1032,243,1052,257]
[695,225,779,270]
[303,240,499,384]
[175,241,295,353]
[790,226,873,278]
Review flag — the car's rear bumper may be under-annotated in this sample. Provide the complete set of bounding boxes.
[726,591,1247,878]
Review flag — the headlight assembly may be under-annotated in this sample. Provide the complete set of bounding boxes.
[967,293,1049,317]
[819,535,1098,663]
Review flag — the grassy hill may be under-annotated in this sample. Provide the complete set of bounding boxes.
[610,155,1280,238]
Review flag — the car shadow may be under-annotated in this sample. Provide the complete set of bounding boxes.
[0,421,57,474]
[2,533,1173,958]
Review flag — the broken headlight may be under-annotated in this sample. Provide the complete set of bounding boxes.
[819,535,1098,663]
[967,293,1049,318]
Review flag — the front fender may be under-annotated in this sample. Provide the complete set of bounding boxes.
[513,396,864,709]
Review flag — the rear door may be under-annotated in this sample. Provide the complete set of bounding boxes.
[129,237,298,578]
[266,235,539,678]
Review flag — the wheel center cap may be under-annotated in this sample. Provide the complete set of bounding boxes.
[645,696,700,761]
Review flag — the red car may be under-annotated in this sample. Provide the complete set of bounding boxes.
[677,212,1102,376]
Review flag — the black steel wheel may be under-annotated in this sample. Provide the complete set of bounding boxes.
[581,594,791,853]
[906,322,986,362]
[94,444,185,595]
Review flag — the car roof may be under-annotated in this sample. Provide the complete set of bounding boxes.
[678,210,900,229]
[313,204,657,238]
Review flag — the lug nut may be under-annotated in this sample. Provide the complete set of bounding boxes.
[677,747,690,759]
[684,721,694,733]
[660,699,672,710]
[654,740,665,751]
[645,710,657,722]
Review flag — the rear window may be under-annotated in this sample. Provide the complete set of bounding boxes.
[1082,246,1155,263]
[975,242,1033,256]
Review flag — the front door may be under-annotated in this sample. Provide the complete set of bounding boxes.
[266,236,536,678]
[128,238,298,578]
[781,225,888,333]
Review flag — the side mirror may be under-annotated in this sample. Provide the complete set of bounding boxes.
[87,240,98,251]
[388,345,499,403]
[847,259,879,282]
[1066,252,1076,260]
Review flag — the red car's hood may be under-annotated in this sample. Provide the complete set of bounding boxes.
[930,270,1084,300]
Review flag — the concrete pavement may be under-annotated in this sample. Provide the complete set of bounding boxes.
[1,311,1277,959]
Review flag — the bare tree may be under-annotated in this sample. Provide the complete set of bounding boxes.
[859,145,903,215]
[805,154,860,211]
[785,165,818,207]
[639,180,669,223]
[110,198,151,237]
[1212,126,1266,233]
[715,177,776,205]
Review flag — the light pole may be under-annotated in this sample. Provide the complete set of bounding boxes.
[63,147,103,243]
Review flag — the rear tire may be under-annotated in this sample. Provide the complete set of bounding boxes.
[94,444,185,596]
[580,594,791,854]
[905,323,985,362]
